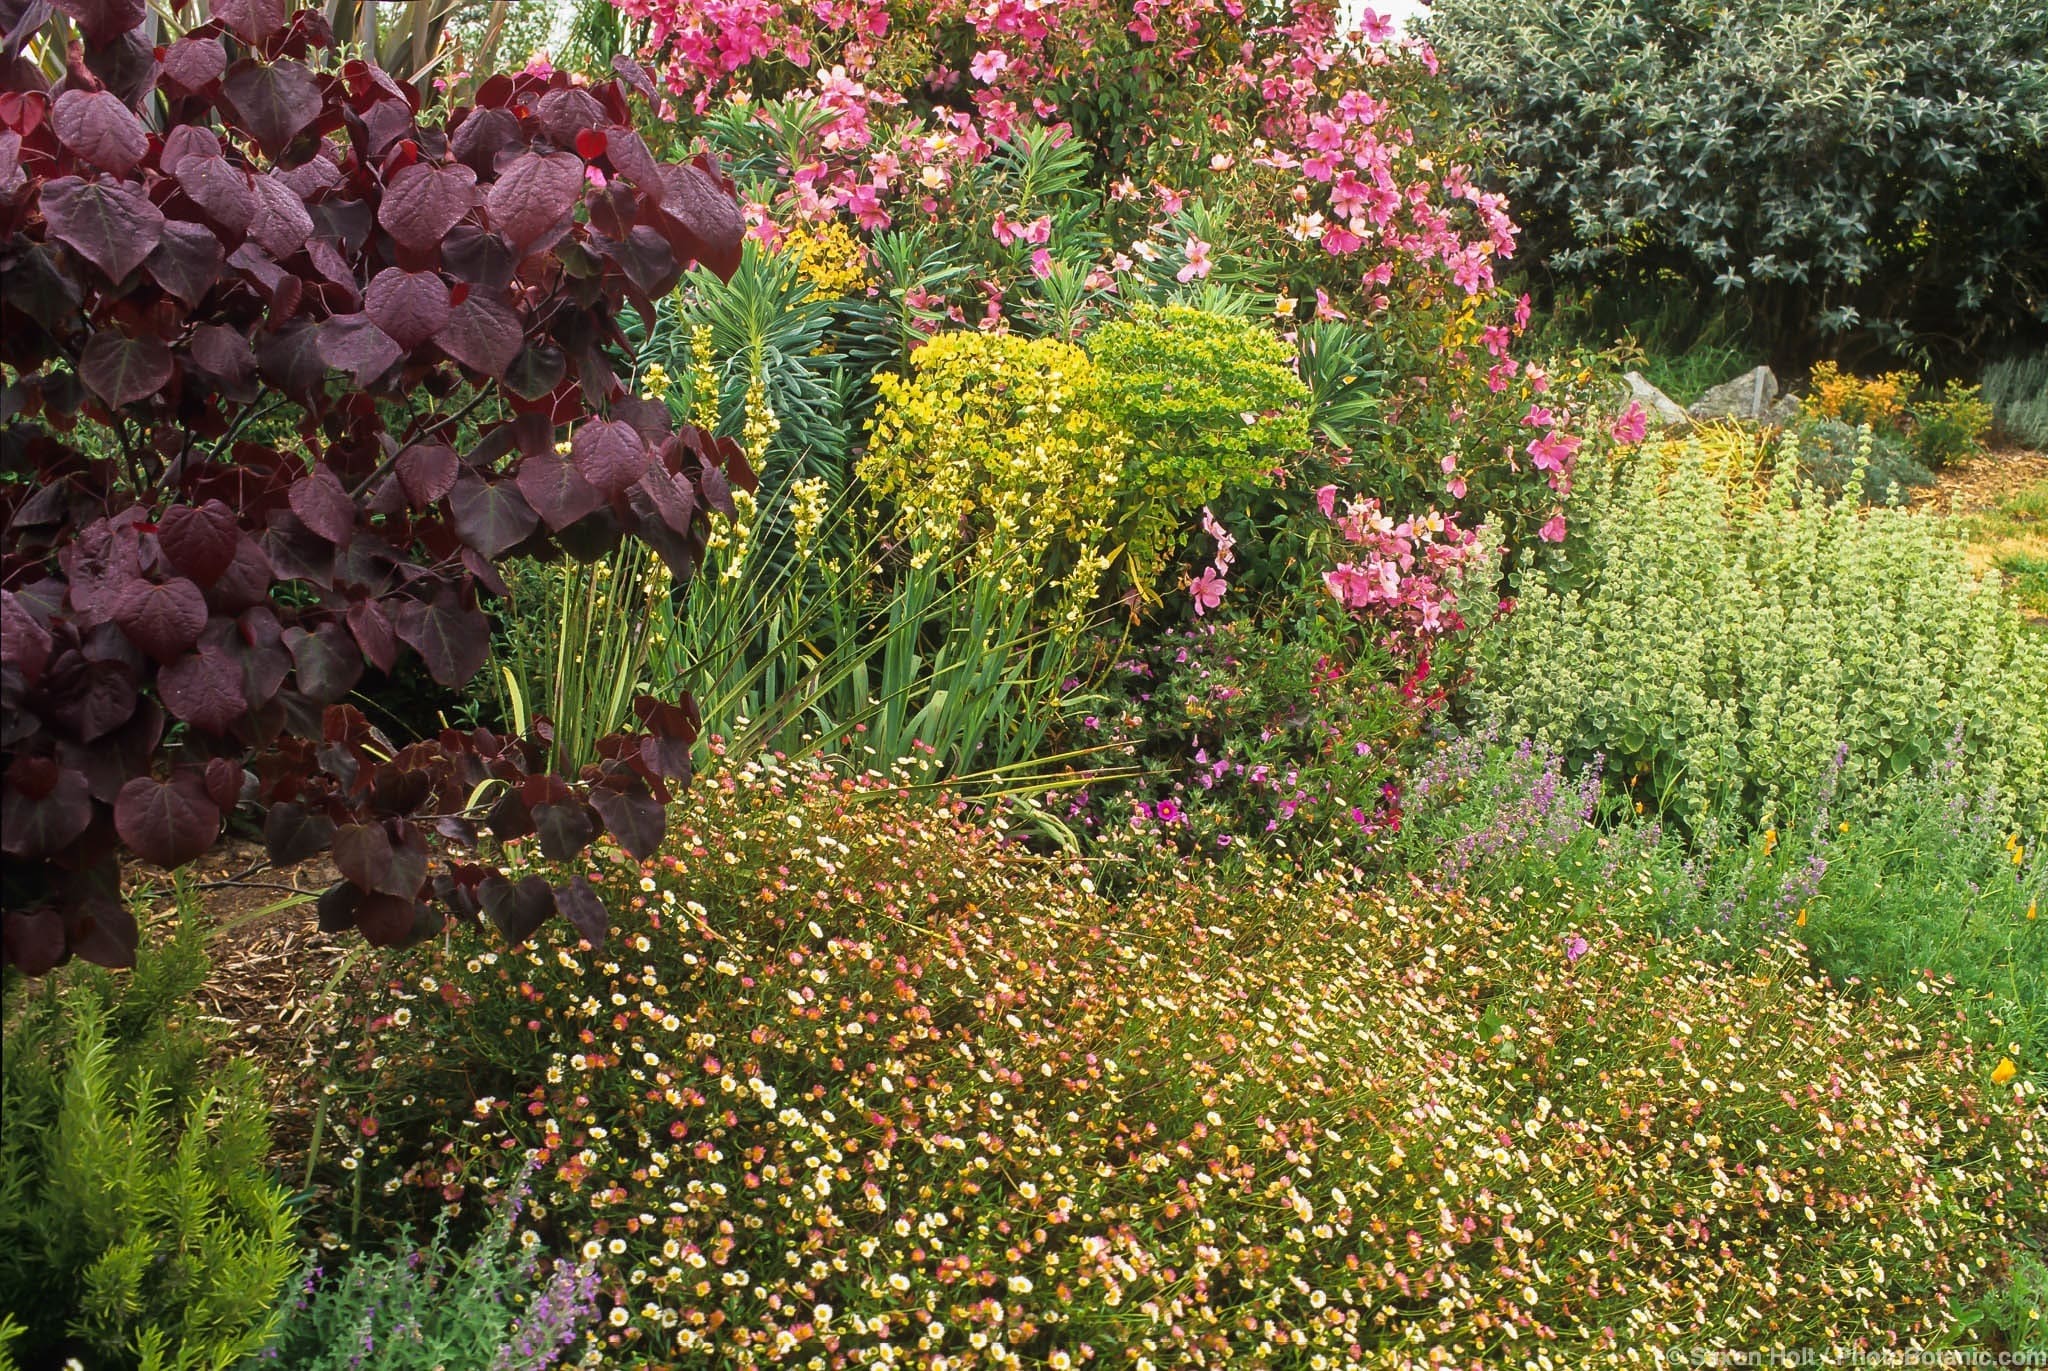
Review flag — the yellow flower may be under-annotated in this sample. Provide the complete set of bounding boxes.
[1991,1057,2018,1086]
[1794,908,1806,927]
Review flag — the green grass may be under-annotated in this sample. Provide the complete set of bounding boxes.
[1960,479,2048,622]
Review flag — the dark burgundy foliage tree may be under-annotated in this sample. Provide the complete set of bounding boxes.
[0,0,750,972]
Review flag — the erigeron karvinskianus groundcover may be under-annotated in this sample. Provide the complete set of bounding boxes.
[328,758,2047,1364]
[0,0,751,972]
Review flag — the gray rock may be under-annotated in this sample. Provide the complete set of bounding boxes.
[1689,366,1782,423]
[1622,371,1692,430]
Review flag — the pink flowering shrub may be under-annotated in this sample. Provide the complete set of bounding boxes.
[613,0,1590,544]
[321,759,2045,1364]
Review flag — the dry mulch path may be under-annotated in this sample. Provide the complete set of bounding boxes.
[1911,445,2048,516]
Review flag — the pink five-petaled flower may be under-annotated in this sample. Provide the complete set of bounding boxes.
[1316,484,1339,518]
[1177,236,1213,283]
[968,48,1009,83]
[1610,401,1648,445]
[1189,566,1228,616]
[1029,247,1054,278]
[1565,935,1589,963]
[1539,512,1568,543]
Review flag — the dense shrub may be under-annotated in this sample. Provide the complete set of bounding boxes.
[322,762,2045,1365]
[0,919,296,1369]
[1427,0,2048,363]
[1805,363,1993,470]
[0,1,747,970]
[1469,432,2048,836]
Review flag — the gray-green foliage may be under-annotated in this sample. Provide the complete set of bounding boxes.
[1793,418,1934,506]
[1984,347,2048,450]
[1426,0,2048,360]
[0,919,295,1371]
[259,1182,597,1370]
[1468,435,2048,837]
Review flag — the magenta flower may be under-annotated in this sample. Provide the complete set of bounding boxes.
[1176,236,1213,283]
[1316,484,1339,518]
[1565,935,1589,963]
[1189,566,1228,616]
[1610,401,1648,445]
[1539,512,1568,542]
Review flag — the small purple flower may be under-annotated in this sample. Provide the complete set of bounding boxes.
[1565,935,1589,964]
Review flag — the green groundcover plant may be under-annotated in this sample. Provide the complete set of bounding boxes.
[314,759,2045,1366]
[1470,431,2048,838]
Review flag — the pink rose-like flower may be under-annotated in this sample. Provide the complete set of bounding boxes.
[1029,247,1054,278]
[1610,401,1648,445]
[1539,512,1568,543]
[1177,236,1213,283]
[969,48,1009,82]
[1190,566,1228,615]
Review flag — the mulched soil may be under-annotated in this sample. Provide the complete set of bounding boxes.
[1911,445,2048,515]
[131,843,349,1163]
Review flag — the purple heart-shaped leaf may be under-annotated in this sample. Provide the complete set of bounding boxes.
[434,289,522,379]
[114,773,221,868]
[263,801,335,865]
[51,0,145,47]
[52,89,147,175]
[486,149,583,253]
[2,762,93,859]
[157,501,241,585]
[158,643,248,733]
[589,783,664,860]
[79,330,172,408]
[188,324,259,402]
[379,161,479,255]
[513,453,607,532]
[480,872,555,944]
[288,465,356,546]
[447,474,540,558]
[220,57,322,158]
[174,155,257,234]
[247,171,313,259]
[395,444,458,506]
[364,268,451,350]
[571,418,651,497]
[555,874,609,946]
[160,34,227,96]
[111,576,208,664]
[391,595,490,688]
[284,621,363,703]
[317,314,403,387]
[145,219,224,308]
[41,175,163,282]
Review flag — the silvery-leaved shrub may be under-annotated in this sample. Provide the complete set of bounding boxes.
[1468,431,2048,837]
[1426,0,2048,362]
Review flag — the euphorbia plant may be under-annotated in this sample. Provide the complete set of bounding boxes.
[0,0,749,972]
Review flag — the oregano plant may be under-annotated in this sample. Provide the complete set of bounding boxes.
[0,0,749,972]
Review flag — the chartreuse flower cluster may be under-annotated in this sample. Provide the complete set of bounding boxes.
[863,311,1311,606]
[862,330,1124,614]
[1085,306,1310,579]
[325,760,2043,1369]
